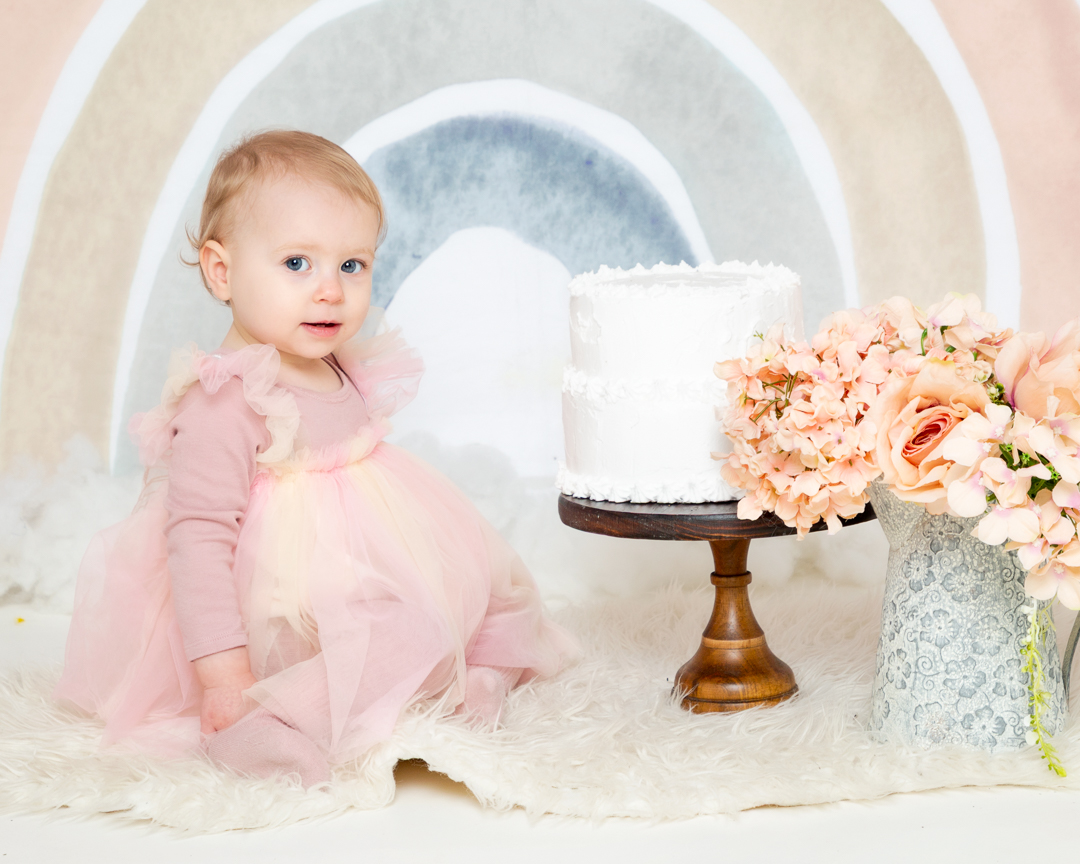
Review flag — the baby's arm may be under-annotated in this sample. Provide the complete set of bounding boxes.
[164,378,271,733]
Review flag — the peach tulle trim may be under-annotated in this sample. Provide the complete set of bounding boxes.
[262,419,393,478]
[334,324,423,420]
[127,313,422,469]
[249,427,397,651]
[130,343,299,467]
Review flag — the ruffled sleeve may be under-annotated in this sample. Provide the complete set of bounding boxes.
[333,308,424,420]
[130,343,301,467]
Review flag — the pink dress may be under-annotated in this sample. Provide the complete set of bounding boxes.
[54,328,577,762]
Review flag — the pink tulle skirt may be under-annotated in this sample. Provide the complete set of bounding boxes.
[55,432,576,762]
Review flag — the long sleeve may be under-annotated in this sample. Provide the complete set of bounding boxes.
[164,377,271,661]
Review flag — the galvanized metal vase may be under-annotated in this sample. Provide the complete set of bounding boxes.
[867,482,1066,752]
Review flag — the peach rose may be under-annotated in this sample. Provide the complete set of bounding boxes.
[995,318,1080,420]
[868,359,989,512]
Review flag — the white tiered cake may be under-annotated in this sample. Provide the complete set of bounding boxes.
[557,261,803,504]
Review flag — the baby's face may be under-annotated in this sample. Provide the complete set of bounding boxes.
[210,173,378,369]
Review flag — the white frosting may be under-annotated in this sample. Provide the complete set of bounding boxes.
[562,367,725,405]
[558,260,803,504]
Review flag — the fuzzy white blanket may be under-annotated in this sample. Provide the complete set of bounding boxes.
[2,579,1077,833]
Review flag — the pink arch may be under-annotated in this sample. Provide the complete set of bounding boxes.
[0,0,105,247]
[935,0,1080,336]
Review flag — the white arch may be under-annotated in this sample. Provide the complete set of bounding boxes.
[645,0,859,311]
[96,0,856,468]
[882,0,1021,331]
[342,79,715,266]
[0,0,147,420]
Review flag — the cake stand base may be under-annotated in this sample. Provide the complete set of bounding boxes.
[557,495,875,714]
[674,538,796,712]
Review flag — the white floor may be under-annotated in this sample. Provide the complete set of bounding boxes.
[2,606,1078,863]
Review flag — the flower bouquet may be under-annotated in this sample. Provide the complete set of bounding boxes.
[716,294,1080,771]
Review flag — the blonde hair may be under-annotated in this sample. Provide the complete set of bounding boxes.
[187,130,385,294]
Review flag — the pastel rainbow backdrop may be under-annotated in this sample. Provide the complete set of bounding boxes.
[1,0,1078,474]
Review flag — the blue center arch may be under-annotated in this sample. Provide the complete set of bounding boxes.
[367,116,695,307]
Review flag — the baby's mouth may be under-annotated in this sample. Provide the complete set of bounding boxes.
[302,321,342,337]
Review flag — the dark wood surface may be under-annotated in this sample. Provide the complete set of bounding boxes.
[558,494,877,541]
[557,494,878,713]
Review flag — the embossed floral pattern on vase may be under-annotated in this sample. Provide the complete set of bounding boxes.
[868,482,1065,752]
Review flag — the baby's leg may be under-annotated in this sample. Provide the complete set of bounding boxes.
[208,707,330,787]
[455,665,522,728]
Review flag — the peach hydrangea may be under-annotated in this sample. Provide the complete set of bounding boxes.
[716,309,889,537]
[718,295,1080,611]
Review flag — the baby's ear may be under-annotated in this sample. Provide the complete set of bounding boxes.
[200,240,231,303]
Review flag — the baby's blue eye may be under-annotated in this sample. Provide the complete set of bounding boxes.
[341,260,363,274]
[285,257,309,272]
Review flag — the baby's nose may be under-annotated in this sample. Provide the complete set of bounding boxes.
[315,274,345,302]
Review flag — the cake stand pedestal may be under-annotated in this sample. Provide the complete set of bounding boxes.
[558,495,877,713]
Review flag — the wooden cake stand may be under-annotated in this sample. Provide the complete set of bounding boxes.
[558,495,877,713]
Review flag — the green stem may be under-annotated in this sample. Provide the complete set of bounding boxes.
[1021,602,1066,777]
[749,374,798,423]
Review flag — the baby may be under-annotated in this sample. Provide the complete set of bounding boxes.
[55,130,576,786]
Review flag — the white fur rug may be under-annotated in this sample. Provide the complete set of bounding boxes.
[2,579,1079,833]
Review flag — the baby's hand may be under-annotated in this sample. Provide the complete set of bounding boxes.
[200,681,256,733]
[193,646,258,734]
